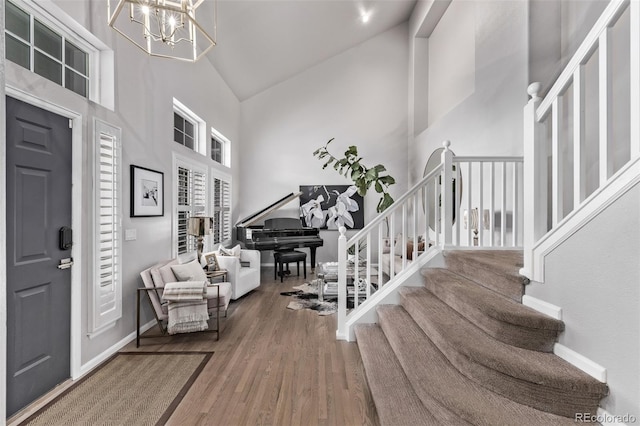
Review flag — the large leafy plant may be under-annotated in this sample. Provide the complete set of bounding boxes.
[313,138,396,213]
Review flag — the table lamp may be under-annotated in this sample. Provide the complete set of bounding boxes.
[187,216,213,261]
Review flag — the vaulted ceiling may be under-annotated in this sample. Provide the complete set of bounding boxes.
[199,0,417,101]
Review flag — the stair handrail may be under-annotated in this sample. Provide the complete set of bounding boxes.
[535,0,632,122]
[344,161,444,246]
[336,144,450,339]
[336,141,524,340]
[522,0,640,281]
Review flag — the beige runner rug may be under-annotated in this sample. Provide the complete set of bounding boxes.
[20,351,213,426]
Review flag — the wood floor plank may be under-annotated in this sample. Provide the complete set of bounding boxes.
[141,266,378,425]
[9,267,378,426]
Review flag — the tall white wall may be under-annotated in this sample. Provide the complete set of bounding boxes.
[526,184,640,419]
[239,24,409,264]
[408,1,528,184]
[3,0,241,367]
[526,0,639,419]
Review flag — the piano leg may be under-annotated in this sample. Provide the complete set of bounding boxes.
[310,247,317,272]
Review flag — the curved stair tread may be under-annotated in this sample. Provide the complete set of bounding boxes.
[444,250,527,301]
[447,250,524,269]
[354,324,445,426]
[422,268,563,331]
[377,305,578,425]
[399,287,607,416]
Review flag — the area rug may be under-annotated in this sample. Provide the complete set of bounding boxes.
[20,351,213,426]
[280,279,365,316]
[281,280,337,316]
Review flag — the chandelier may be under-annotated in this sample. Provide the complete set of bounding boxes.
[107,0,216,62]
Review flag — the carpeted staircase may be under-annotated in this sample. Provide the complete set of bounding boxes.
[355,250,609,425]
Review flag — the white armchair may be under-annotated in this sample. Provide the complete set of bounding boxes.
[201,248,261,300]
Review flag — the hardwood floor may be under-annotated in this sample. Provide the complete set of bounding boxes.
[127,267,379,426]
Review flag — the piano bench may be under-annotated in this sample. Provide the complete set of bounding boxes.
[274,250,307,282]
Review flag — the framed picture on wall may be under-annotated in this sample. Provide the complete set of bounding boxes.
[130,165,164,217]
[299,185,364,230]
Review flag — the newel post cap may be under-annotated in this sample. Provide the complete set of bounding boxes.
[442,140,451,151]
[338,226,347,238]
[527,82,542,102]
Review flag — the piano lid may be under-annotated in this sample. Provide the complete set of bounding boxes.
[236,192,302,228]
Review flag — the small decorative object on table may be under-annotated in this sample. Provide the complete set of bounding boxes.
[205,253,219,271]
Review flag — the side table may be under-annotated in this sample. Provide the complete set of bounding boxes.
[206,269,228,283]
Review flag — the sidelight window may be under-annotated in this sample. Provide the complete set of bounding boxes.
[90,120,123,335]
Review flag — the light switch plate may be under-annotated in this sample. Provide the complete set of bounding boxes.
[125,229,137,241]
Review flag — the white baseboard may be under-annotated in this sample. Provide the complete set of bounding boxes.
[77,320,156,378]
[521,295,562,320]
[553,343,607,383]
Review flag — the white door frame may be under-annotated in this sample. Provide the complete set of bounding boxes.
[2,85,84,418]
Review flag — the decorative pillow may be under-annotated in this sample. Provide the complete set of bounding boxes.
[159,264,178,286]
[149,259,177,288]
[170,259,208,282]
[218,244,241,257]
[150,268,165,288]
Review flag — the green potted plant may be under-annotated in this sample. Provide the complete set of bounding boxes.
[313,138,396,213]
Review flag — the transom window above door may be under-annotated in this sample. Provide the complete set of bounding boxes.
[5,0,89,97]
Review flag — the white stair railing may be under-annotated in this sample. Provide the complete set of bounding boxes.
[335,141,523,340]
[522,0,640,281]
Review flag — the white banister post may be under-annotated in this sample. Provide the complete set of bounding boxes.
[441,141,453,248]
[336,226,348,340]
[521,83,546,280]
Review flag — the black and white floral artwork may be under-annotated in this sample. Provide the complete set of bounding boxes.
[130,165,164,217]
[299,185,364,230]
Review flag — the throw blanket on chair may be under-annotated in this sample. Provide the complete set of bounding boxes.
[162,281,209,335]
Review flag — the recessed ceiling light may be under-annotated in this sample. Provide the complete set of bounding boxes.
[358,5,372,24]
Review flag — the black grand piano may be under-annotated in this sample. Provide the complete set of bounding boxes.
[236,192,324,269]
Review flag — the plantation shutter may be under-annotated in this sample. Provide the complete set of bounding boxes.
[212,176,231,244]
[91,125,122,333]
[177,165,207,255]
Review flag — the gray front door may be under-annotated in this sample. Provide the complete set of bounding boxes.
[6,97,72,417]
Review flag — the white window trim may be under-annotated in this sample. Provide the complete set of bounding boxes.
[7,0,115,110]
[172,153,209,258]
[174,98,206,156]
[89,119,122,337]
